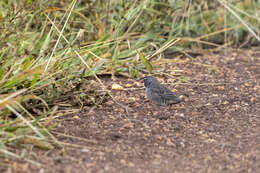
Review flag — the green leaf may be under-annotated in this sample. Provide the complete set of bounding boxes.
[0,67,4,80]
[84,61,105,77]
[137,51,153,72]
[30,74,39,89]
[112,43,119,62]
[129,66,139,78]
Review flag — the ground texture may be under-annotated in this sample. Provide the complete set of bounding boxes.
[1,49,260,173]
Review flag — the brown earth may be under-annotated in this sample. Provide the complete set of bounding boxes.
[1,49,260,173]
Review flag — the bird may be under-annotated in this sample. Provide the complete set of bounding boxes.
[141,76,183,106]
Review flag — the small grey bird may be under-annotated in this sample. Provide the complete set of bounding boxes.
[141,76,183,106]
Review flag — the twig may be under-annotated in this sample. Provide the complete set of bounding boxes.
[52,131,98,144]
[0,148,41,166]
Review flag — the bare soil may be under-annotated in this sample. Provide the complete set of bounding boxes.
[1,49,260,173]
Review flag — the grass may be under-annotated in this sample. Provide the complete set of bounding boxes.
[0,0,259,164]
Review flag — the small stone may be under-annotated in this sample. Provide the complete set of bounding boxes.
[112,83,123,90]
[125,83,133,88]
[73,115,80,119]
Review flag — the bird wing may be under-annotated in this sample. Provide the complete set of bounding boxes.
[149,82,180,99]
[160,84,179,97]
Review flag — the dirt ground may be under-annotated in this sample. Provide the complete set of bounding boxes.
[1,49,260,173]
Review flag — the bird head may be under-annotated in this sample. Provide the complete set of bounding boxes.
[140,76,158,88]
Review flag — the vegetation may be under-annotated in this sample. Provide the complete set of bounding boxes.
[0,0,259,163]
